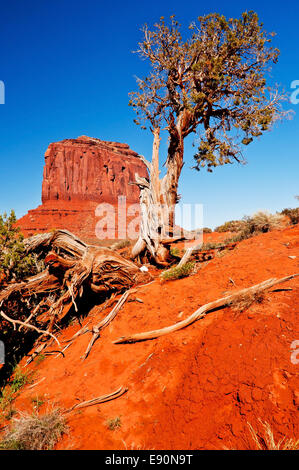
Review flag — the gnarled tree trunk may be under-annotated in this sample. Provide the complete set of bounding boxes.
[0,230,151,334]
[131,121,185,265]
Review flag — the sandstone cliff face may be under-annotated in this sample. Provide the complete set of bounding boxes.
[18,136,148,242]
[42,136,147,204]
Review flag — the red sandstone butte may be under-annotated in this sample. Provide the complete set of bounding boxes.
[17,136,148,242]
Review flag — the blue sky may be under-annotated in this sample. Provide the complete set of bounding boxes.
[0,0,298,229]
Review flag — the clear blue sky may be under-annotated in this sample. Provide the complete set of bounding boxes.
[0,0,298,229]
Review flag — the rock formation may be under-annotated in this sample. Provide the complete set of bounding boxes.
[18,136,148,242]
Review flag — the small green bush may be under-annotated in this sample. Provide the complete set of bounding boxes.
[0,367,34,421]
[10,367,33,394]
[0,387,16,421]
[170,247,181,258]
[161,262,195,281]
[0,210,37,282]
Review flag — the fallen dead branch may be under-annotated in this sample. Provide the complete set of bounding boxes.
[177,242,203,268]
[113,273,299,344]
[0,309,60,346]
[63,386,128,414]
[25,343,48,366]
[82,289,134,360]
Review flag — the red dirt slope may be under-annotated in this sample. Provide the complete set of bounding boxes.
[11,225,299,450]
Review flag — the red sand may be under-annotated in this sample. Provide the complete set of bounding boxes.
[8,225,299,449]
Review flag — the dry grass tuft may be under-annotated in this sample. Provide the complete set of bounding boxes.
[106,416,121,431]
[248,420,299,450]
[229,290,265,313]
[246,211,284,233]
[0,409,67,450]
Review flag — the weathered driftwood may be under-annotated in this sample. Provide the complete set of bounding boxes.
[63,386,128,414]
[113,273,299,344]
[1,230,150,335]
[177,242,203,268]
[0,230,151,370]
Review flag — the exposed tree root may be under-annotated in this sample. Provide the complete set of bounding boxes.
[113,273,299,344]
[63,386,128,414]
[82,289,134,360]
[0,309,60,345]
[0,230,151,379]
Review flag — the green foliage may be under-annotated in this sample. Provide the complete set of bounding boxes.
[130,12,287,171]
[10,367,33,393]
[170,246,181,258]
[0,210,37,281]
[34,354,46,366]
[0,367,33,421]
[0,386,16,421]
[161,261,195,281]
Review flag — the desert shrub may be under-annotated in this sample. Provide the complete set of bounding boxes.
[10,367,33,393]
[280,207,299,225]
[198,241,220,251]
[0,409,67,450]
[106,416,121,431]
[214,220,246,233]
[202,227,212,233]
[222,231,251,244]
[0,367,34,421]
[161,261,195,281]
[243,211,284,234]
[0,386,16,421]
[170,246,181,258]
[247,420,299,450]
[228,290,265,313]
[0,210,38,282]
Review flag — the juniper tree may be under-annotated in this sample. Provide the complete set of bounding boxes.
[129,11,287,264]
[0,210,36,281]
